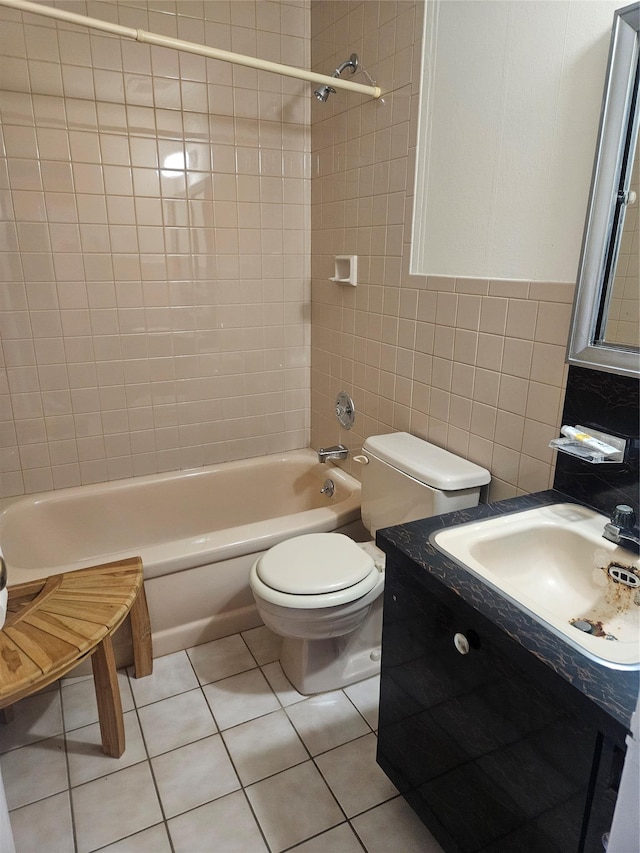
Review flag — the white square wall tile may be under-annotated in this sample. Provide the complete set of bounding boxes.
[137,688,217,757]
[202,668,280,730]
[285,690,370,756]
[187,633,257,685]
[314,733,398,817]
[72,762,163,853]
[127,650,199,707]
[151,734,240,818]
[222,708,308,785]
[168,790,268,853]
[246,760,344,853]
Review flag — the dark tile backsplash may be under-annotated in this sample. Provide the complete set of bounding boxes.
[553,366,640,516]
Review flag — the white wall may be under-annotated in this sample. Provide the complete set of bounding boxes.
[411,0,621,282]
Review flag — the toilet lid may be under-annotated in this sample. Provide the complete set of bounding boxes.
[256,533,376,595]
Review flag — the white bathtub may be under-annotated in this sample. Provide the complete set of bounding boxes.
[0,450,362,658]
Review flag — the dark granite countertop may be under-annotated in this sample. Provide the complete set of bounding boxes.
[376,489,640,731]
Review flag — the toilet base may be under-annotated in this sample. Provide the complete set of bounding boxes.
[280,597,382,695]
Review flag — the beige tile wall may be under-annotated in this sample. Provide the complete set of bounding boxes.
[310,0,574,500]
[0,0,310,498]
[606,154,639,348]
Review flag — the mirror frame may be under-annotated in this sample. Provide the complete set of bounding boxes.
[568,2,640,378]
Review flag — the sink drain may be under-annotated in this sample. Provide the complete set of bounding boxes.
[569,617,618,641]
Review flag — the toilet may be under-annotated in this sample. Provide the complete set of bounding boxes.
[249,432,490,694]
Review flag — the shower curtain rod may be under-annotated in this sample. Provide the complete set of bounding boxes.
[0,0,382,99]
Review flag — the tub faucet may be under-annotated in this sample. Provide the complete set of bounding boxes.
[317,445,349,463]
[603,504,640,554]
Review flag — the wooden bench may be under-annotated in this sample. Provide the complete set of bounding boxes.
[0,558,152,758]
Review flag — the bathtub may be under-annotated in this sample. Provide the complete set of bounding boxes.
[0,450,362,658]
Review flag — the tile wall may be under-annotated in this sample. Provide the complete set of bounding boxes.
[310,0,575,500]
[0,0,310,498]
[607,154,639,348]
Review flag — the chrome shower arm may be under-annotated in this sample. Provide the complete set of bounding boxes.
[333,55,359,78]
[314,54,360,102]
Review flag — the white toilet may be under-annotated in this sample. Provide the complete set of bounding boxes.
[249,432,490,694]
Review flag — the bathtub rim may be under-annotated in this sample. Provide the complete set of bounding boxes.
[0,448,362,584]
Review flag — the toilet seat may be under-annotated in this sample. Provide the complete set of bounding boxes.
[251,532,381,609]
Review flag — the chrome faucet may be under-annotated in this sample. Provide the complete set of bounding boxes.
[603,504,640,554]
[317,444,349,463]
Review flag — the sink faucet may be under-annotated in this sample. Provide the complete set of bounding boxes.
[317,444,349,464]
[603,504,640,554]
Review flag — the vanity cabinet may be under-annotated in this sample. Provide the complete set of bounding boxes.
[376,552,628,853]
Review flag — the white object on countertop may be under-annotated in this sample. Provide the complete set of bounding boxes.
[560,425,620,457]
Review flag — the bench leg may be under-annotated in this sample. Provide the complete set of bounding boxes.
[92,634,125,758]
[129,583,153,678]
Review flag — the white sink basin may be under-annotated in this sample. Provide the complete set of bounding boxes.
[433,503,640,669]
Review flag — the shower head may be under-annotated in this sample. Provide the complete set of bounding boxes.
[314,84,336,103]
[313,53,359,102]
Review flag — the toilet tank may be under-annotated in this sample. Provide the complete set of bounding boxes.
[359,432,491,536]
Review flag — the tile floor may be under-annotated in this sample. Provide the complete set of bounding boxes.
[0,626,444,853]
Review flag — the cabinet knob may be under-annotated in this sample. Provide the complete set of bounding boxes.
[453,632,470,655]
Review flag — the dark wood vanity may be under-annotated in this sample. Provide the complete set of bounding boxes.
[376,491,638,853]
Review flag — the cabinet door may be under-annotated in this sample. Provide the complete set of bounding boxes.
[376,556,620,853]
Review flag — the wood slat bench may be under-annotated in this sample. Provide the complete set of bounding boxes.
[0,558,152,758]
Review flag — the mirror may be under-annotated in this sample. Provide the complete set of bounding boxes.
[568,2,640,377]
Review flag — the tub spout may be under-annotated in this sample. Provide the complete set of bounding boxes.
[318,445,349,463]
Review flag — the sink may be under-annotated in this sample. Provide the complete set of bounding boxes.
[432,503,640,669]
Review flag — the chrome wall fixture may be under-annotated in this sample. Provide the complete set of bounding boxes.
[314,54,359,102]
[335,392,356,430]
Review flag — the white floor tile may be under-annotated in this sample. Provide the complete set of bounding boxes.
[0,734,68,810]
[127,650,198,707]
[246,760,344,853]
[222,708,308,785]
[72,762,163,853]
[285,690,371,756]
[98,822,172,853]
[344,675,380,730]
[0,628,428,853]
[241,625,282,665]
[9,790,74,853]
[151,734,240,818]
[315,733,398,817]
[0,689,63,753]
[66,710,148,787]
[351,795,445,853]
[289,822,364,852]
[168,790,268,853]
[202,668,280,730]
[61,670,134,732]
[261,661,306,707]
[137,688,217,757]
[187,634,256,685]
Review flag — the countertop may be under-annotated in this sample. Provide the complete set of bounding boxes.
[376,489,640,731]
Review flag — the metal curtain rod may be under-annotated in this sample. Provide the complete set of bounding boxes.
[0,0,382,99]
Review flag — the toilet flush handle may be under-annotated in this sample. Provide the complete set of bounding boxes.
[353,454,369,465]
